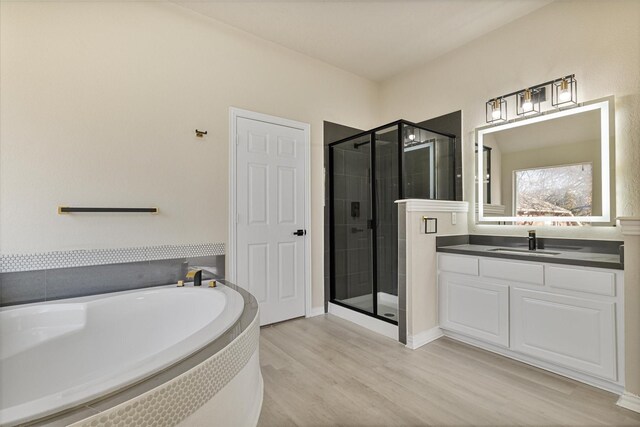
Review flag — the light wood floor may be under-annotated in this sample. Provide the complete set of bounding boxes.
[257,314,640,426]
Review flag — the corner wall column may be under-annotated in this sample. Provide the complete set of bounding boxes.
[618,217,640,413]
[396,199,469,349]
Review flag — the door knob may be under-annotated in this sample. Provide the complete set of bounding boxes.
[293,229,307,236]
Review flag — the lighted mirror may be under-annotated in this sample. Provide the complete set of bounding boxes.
[476,97,614,225]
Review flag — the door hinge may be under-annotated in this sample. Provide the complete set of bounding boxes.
[236,213,240,224]
[236,134,240,145]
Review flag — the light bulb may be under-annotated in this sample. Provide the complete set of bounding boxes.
[521,89,533,112]
[408,134,416,141]
[491,100,502,120]
[559,90,571,102]
[558,82,571,102]
[558,79,572,102]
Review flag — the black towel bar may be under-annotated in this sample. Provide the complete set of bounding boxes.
[58,207,159,214]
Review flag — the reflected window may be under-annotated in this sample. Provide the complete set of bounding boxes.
[514,163,593,222]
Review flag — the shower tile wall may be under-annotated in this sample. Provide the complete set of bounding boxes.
[324,122,364,310]
[332,146,372,301]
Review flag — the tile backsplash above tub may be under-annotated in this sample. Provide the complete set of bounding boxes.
[0,243,224,273]
[0,243,225,306]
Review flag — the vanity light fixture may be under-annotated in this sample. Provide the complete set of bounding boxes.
[485,74,577,124]
[485,98,507,123]
[552,75,578,107]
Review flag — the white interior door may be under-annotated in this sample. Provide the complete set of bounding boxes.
[235,116,306,325]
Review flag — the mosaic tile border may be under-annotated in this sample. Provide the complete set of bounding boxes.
[0,243,225,273]
[71,311,260,427]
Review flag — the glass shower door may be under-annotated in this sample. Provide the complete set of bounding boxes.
[329,134,374,314]
[374,126,400,321]
[402,123,456,200]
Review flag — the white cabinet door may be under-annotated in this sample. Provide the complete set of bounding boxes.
[440,274,509,347]
[511,288,617,381]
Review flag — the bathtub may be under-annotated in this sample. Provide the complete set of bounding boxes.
[0,283,262,426]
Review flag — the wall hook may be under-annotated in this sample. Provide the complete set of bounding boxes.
[195,129,208,138]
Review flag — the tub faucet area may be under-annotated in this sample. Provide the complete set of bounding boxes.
[186,268,203,286]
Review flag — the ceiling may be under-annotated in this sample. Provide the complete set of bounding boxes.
[175,0,552,82]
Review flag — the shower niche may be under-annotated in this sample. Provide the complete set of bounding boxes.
[328,119,458,324]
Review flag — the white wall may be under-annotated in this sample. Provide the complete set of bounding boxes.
[0,2,379,309]
[2,0,639,312]
[380,0,640,239]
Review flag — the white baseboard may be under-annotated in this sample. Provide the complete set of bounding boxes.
[328,302,398,341]
[617,392,640,413]
[307,306,325,318]
[406,327,443,350]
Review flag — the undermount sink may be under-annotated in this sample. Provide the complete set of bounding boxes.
[488,248,561,257]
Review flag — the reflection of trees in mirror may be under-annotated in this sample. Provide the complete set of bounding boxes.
[514,163,593,222]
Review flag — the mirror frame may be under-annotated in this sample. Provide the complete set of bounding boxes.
[476,97,615,224]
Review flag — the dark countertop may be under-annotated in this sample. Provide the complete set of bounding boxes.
[437,243,623,270]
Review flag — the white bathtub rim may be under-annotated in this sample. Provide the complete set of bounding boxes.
[0,284,246,426]
[16,280,258,426]
[68,306,261,427]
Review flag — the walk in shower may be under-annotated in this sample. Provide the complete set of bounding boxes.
[329,120,457,324]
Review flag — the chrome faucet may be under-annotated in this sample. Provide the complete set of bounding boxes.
[186,268,203,286]
[528,230,537,251]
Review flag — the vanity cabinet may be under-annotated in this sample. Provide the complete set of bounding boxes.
[511,288,617,380]
[437,253,623,390]
[440,274,509,347]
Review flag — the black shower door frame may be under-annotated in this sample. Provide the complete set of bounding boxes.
[328,119,456,325]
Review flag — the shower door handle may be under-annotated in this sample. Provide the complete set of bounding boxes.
[293,229,306,236]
